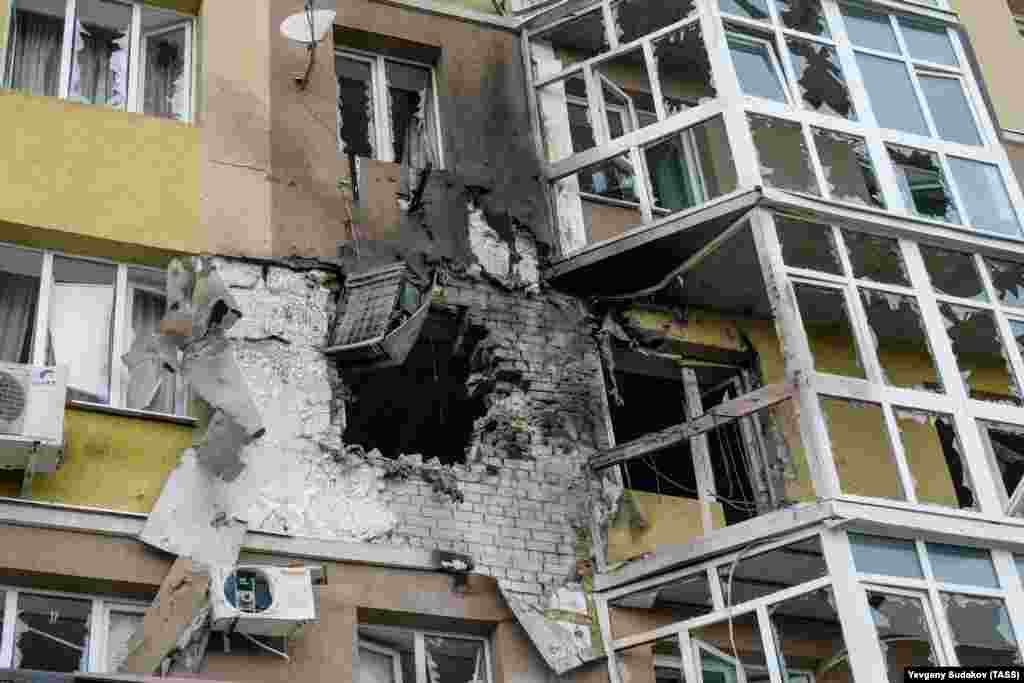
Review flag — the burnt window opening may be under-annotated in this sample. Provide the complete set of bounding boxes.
[609,349,760,525]
[342,308,486,464]
[984,423,1024,507]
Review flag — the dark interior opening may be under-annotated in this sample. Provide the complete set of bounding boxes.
[703,383,758,526]
[343,308,485,464]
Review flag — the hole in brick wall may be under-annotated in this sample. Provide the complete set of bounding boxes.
[343,308,488,464]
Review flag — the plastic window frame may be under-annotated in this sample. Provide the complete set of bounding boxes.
[0,240,189,419]
[0,584,148,674]
[845,532,1024,669]
[762,208,1024,522]
[0,0,195,123]
[355,625,493,683]
[334,47,445,170]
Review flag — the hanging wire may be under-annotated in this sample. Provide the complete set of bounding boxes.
[640,455,757,513]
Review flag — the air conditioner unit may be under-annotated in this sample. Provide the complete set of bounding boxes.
[210,565,318,637]
[0,362,67,474]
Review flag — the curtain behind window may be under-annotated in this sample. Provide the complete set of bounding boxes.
[0,272,39,364]
[125,288,174,413]
[143,28,186,119]
[70,20,129,108]
[8,9,64,97]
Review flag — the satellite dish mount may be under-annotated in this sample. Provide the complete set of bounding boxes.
[280,1,337,89]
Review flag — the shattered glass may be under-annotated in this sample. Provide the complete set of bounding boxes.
[842,231,910,286]
[652,25,716,116]
[609,573,713,641]
[643,117,735,213]
[777,0,831,37]
[529,9,608,78]
[611,0,696,46]
[850,534,923,578]
[984,257,1024,309]
[595,48,657,140]
[896,410,974,509]
[823,399,906,501]
[793,284,865,378]
[748,114,819,195]
[927,543,998,588]
[920,246,985,301]
[769,588,854,683]
[866,591,940,683]
[537,75,594,163]
[859,289,942,392]
[717,536,827,606]
[69,0,133,110]
[985,422,1024,504]
[786,39,854,119]
[938,304,1021,406]
[14,593,90,672]
[719,0,770,22]
[386,61,431,165]
[423,635,488,683]
[775,214,842,274]
[812,128,885,208]
[106,611,143,673]
[887,145,961,224]
[941,594,1021,667]
[337,56,375,158]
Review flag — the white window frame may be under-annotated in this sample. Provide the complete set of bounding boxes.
[335,47,445,169]
[0,584,147,674]
[0,240,188,419]
[1,0,195,122]
[356,625,492,683]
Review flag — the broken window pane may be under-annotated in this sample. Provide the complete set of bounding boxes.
[794,285,865,378]
[824,398,906,501]
[106,610,143,673]
[386,61,432,165]
[140,6,189,121]
[537,75,594,164]
[813,128,884,208]
[719,0,770,21]
[554,153,643,247]
[643,117,736,214]
[841,3,899,53]
[866,591,941,682]
[529,10,608,78]
[729,33,788,104]
[652,24,716,116]
[920,246,986,301]
[0,243,42,364]
[860,289,942,392]
[122,266,178,415]
[612,0,696,46]
[596,49,657,141]
[69,0,133,110]
[717,536,827,606]
[899,17,957,67]
[842,231,910,286]
[609,572,713,640]
[985,257,1024,309]
[337,56,375,158]
[14,593,91,672]
[49,256,117,404]
[927,543,998,587]
[359,626,415,683]
[769,588,854,683]
[749,114,819,195]
[786,39,855,119]
[947,158,1022,238]
[984,422,1024,504]
[942,594,1021,667]
[895,410,974,509]
[938,304,1021,405]
[777,0,831,37]
[775,214,842,274]
[856,53,929,137]
[888,145,961,224]
[616,635,682,683]
[918,74,981,147]
[423,634,489,683]
[850,533,923,577]
[690,612,768,680]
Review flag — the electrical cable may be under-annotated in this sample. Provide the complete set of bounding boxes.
[724,540,762,682]
[639,455,757,512]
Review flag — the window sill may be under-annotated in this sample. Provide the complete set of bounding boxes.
[67,400,196,427]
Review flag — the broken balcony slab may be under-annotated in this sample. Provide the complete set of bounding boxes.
[182,334,265,439]
[498,584,602,675]
[138,451,248,569]
[544,188,761,297]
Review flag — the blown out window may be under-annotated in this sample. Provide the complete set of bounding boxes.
[4,0,194,121]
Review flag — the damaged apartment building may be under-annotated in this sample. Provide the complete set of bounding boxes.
[4,0,1024,681]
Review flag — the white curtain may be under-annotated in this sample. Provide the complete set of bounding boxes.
[47,283,113,403]
[397,87,440,202]
[69,20,130,108]
[143,29,186,119]
[0,272,38,363]
[124,287,174,413]
[8,10,64,97]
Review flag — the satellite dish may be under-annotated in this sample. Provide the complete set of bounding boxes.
[280,8,336,46]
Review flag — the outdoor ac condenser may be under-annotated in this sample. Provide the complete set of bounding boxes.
[0,362,67,473]
[210,565,319,637]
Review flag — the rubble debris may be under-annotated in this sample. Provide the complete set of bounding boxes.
[498,583,603,674]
